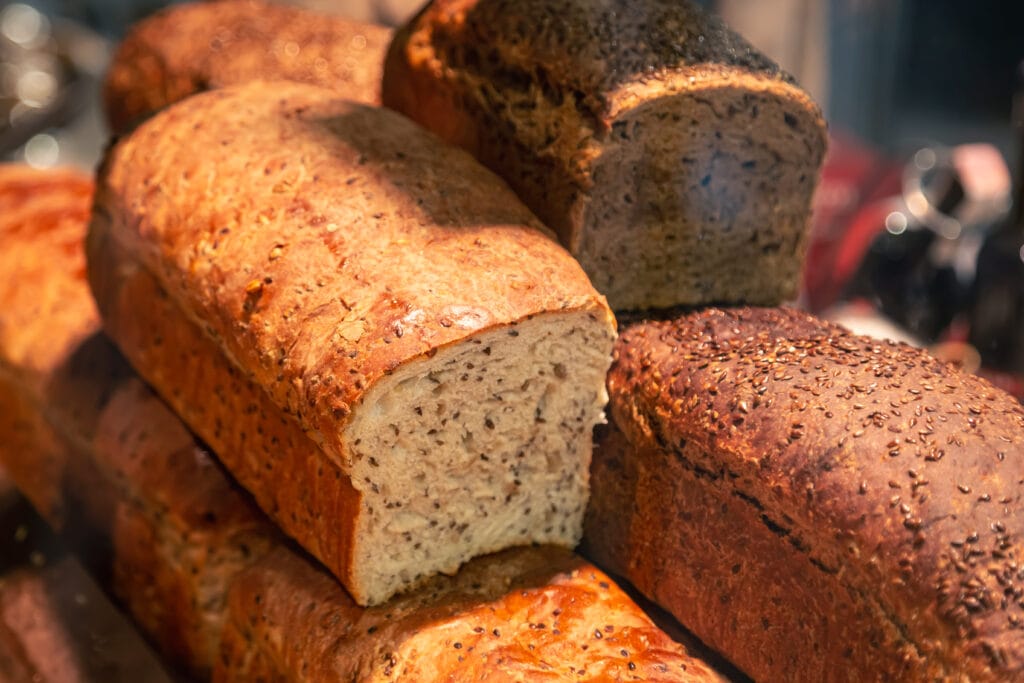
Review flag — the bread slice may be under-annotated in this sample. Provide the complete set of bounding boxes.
[104,0,392,133]
[216,545,726,682]
[89,81,616,605]
[383,0,827,311]
[584,306,1024,681]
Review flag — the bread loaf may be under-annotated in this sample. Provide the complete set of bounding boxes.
[383,0,827,311]
[0,165,278,677]
[584,306,1024,681]
[0,166,96,529]
[104,0,391,132]
[0,556,176,683]
[216,545,726,682]
[89,81,616,606]
[0,164,722,682]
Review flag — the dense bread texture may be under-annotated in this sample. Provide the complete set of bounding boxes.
[215,545,725,682]
[584,306,1024,682]
[104,0,391,132]
[0,164,277,677]
[89,81,616,605]
[383,0,827,311]
[0,556,176,683]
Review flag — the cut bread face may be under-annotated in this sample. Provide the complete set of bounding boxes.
[346,311,613,605]
[578,75,825,310]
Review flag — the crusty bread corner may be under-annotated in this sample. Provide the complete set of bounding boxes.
[586,306,1024,681]
[383,0,827,311]
[216,545,729,682]
[90,81,617,605]
[103,0,392,133]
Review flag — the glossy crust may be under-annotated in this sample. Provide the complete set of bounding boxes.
[90,81,615,604]
[383,0,827,310]
[585,307,1024,682]
[104,0,392,133]
[0,165,95,525]
[215,545,726,682]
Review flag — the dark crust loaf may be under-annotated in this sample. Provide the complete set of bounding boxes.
[103,0,392,133]
[392,0,786,123]
[383,0,827,311]
[215,545,727,682]
[585,306,1024,682]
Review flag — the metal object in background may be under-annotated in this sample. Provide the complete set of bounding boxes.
[845,143,1009,342]
[0,2,108,169]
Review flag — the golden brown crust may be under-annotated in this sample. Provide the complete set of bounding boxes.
[104,0,391,133]
[586,306,1024,681]
[94,81,610,458]
[0,165,95,396]
[0,164,717,681]
[217,545,726,682]
[87,219,361,599]
[0,163,276,677]
[91,81,615,604]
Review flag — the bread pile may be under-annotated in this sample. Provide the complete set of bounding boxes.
[6,0,1017,682]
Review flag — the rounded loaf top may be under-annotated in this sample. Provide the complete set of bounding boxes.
[612,306,1024,677]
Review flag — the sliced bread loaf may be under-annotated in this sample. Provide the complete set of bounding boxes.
[89,81,616,605]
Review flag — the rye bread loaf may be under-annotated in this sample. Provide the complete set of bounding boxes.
[104,0,391,133]
[383,0,827,311]
[583,306,1024,682]
[215,545,725,682]
[89,80,617,606]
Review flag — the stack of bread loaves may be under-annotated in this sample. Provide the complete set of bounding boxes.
[0,0,736,681]
[7,0,1017,681]
[386,2,1024,682]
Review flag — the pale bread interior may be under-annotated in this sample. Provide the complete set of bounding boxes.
[345,310,613,605]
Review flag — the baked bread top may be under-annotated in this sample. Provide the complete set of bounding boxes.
[104,0,391,132]
[611,306,1024,679]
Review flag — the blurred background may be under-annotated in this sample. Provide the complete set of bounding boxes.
[3,0,1024,395]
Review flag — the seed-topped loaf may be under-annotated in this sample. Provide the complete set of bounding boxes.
[89,81,617,606]
[383,0,827,311]
[103,0,392,133]
[584,306,1024,681]
[216,545,726,682]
